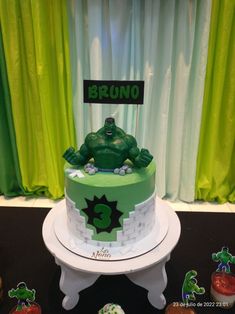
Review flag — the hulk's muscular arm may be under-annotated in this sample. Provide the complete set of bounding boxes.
[63,133,93,166]
[126,135,153,168]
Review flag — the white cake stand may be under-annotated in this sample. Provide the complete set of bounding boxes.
[42,197,181,311]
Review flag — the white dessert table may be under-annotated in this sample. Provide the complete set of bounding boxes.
[42,197,181,311]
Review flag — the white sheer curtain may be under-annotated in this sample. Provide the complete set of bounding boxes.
[67,0,211,201]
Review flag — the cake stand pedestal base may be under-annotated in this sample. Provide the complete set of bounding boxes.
[56,254,169,310]
[42,197,180,311]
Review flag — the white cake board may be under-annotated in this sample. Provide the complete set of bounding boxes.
[54,200,169,261]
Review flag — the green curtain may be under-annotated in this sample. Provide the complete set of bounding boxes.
[68,0,212,202]
[0,28,25,197]
[196,0,235,203]
[0,0,75,199]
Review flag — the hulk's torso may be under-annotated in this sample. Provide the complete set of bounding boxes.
[86,133,130,169]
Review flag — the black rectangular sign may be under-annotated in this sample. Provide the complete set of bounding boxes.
[83,80,144,104]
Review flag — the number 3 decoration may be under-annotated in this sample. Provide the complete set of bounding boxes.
[93,204,112,230]
[82,195,122,234]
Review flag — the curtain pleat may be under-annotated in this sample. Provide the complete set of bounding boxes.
[0,28,25,197]
[0,0,76,199]
[195,0,235,203]
[68,0,211,201]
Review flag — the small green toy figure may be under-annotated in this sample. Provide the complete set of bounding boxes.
[212,246,235,273]
[63,117,153,172]
[182,270,205,305]
[8,282,35,311]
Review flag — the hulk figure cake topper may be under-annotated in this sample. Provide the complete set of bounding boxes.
[212,246,235,273]
[182,270,205,305]
[8,281,41,313]
[63,117,153,174]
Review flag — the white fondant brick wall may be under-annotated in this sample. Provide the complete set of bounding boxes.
[66,197,94,240]
[66,193,156,247]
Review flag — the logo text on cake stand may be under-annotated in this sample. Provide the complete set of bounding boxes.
[91,247,111,260]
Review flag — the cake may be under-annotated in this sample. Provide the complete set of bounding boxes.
[165,303,196,314]
[98,303,125,314]
[210,271,235,308]
[62,117,159,257]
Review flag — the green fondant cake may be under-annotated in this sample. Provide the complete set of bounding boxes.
[63,117,156,247]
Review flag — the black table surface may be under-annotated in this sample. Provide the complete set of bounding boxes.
[0,206,235,314]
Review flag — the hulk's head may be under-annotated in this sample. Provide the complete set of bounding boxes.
[104,117,117,137]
